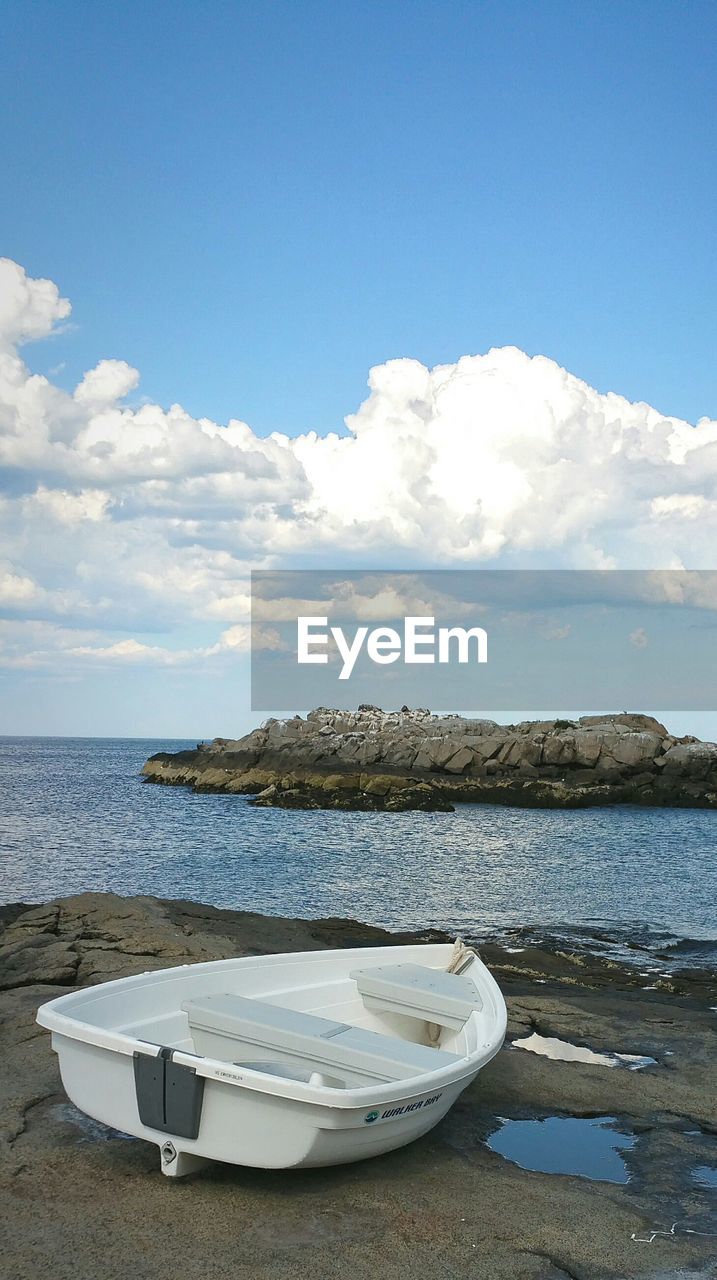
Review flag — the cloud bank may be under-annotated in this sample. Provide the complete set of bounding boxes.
[1,257,716,672]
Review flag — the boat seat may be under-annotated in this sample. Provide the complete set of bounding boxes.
[181,993,460,1084]
[350,962,483,1030]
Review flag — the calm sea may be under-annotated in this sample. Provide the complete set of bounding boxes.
[1,737,716,968]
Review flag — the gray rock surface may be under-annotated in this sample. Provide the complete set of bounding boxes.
[1,893,716,1279]
[143,708,717,810]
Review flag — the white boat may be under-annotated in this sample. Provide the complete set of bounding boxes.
[36,939,506,1178]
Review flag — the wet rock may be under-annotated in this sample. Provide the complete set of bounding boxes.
[3,893,717,1280]
[248,777,454,812]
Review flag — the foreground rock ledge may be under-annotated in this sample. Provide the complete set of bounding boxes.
[143,707,717,810]
[2,893,716,1280]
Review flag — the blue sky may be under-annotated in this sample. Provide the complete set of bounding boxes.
[1,1,717,737]
[3,0,716,435]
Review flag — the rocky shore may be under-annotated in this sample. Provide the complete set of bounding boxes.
[1,892,716,1280]
[143,706,717,811]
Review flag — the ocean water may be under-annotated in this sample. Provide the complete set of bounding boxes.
[1,736,716,967]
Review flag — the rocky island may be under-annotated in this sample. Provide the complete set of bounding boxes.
[143,707,717,811]
[2,893,716,1279]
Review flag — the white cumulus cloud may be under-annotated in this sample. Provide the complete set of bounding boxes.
[74,359,140,407]
[1,259,717,673]
[0,259,71,348]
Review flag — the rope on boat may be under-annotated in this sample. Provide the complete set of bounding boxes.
[446,936,474,975]
[426,937,476,1044]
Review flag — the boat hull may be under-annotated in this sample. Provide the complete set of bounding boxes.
[54,1031,471,1171]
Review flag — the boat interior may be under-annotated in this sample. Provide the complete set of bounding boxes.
[68,952,489,1091]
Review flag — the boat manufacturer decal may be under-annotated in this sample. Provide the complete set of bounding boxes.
[382,1092,443,1120]
[365,1093,443,1124]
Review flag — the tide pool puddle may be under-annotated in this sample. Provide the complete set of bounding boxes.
[513,1032,656,1070]
[693,1166,717,1189]
[486,1115,635,1183]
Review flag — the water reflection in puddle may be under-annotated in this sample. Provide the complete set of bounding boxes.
[513,1032,656,1070]
[692,1166,717,1189]
[487,1115,635,1183]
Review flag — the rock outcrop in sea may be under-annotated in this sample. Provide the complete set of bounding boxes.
[142,707,717,810]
